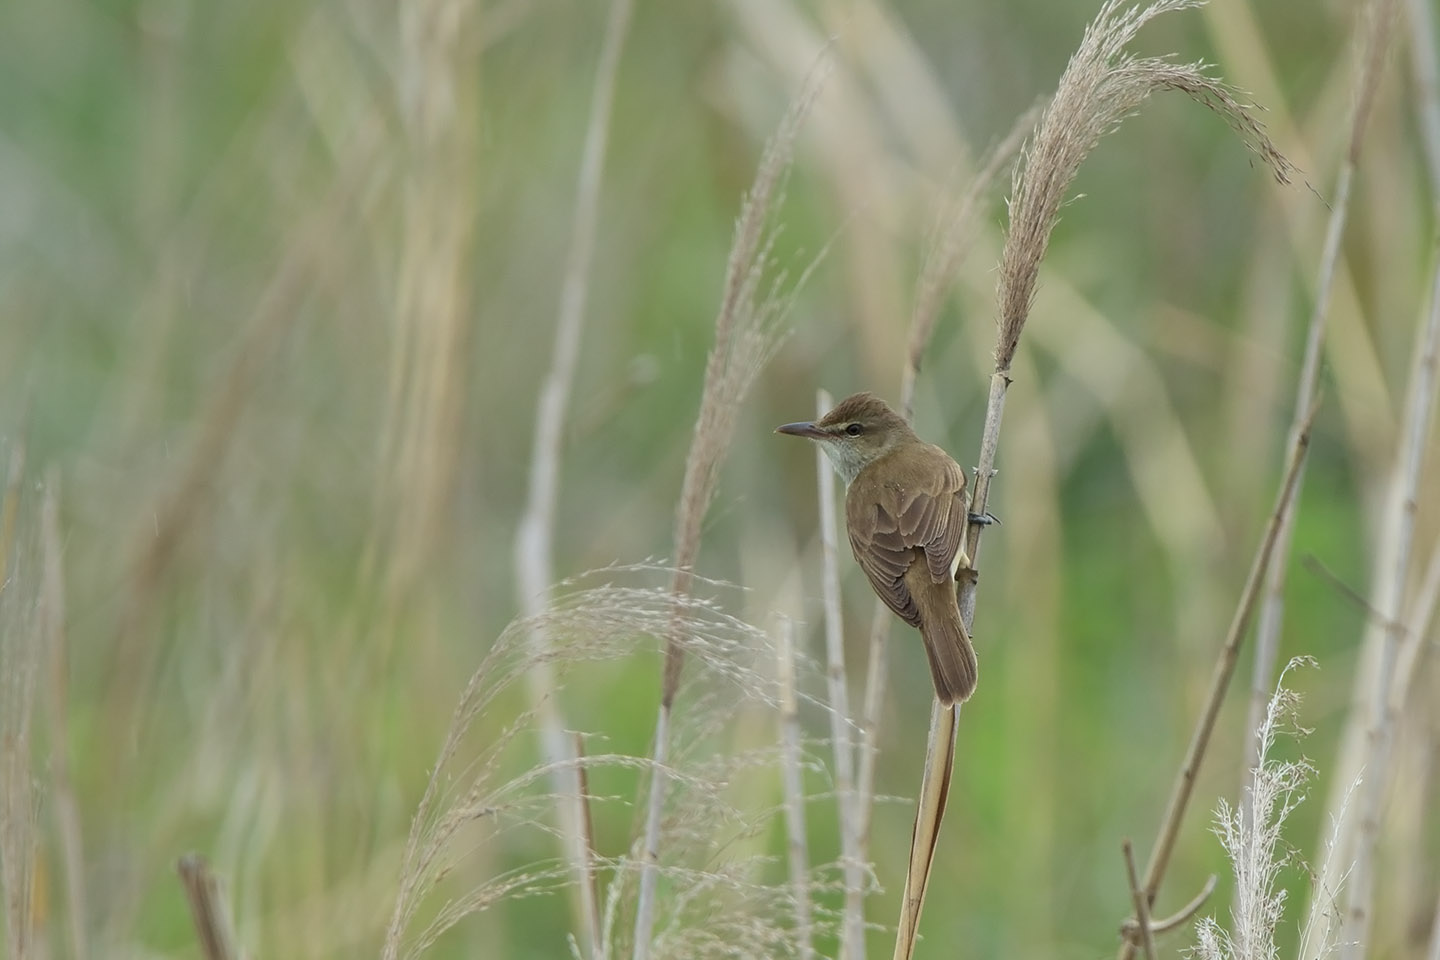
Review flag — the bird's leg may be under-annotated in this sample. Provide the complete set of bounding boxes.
[967,467,1000,528]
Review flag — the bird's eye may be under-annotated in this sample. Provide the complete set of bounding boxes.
[845,423,863,436]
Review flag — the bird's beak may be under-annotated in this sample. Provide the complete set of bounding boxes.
[775,421,826,440]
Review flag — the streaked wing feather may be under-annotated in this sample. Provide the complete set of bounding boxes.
[847,446,968,623]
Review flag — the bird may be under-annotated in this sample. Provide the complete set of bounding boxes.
[776,392,978,703]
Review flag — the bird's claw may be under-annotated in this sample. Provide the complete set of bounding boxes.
[968,511,1000,527]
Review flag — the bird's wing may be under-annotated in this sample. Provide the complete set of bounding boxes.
[901,450,968,583]
[846,448,968,626]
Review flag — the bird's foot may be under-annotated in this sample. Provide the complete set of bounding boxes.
[968,511,1001,527]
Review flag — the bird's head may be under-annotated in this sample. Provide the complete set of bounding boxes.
[775,391,914,485]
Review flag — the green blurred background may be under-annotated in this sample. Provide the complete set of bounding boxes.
[1,0,1437,957]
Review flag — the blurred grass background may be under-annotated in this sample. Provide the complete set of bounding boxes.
[1,0,1437,957]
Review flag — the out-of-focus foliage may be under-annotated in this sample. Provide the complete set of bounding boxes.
[1,0,1437,957]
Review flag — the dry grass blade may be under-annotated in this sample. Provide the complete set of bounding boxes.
[1340,229,1440,960]
[776,618,814,960]
[635,61,828,960]
[40,472,87,960]
[177,854,244,960]
[513,0,634,952]
[1117,399,1318,960]
[1242,0,1396,833]
[0,448,40,960]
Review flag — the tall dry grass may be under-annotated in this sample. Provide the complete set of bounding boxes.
[2,0,1438,958]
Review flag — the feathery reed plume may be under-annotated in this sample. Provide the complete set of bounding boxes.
[0,451,40,960]
[1117,398,1316,960]
[997,0,1290,373]
[811,388,865,960]
[856,107,1038,867]
[896,4,1294,956]
[1196,658,1325,960]
[387,565,819,960]
[514,0,634,951]
[40,472,87,960]
[1242,0,1395,830]
[633,63,828,960]
[776,617,815,960]
[177,854,244,960]
[1338,229,1440,960]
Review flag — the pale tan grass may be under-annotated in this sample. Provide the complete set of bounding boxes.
[371,0,480,605]
[40,473,87,960]
[1200,0,1395,464]
[1195,658,1330,960]
[1338,233,1440,960]
[386,566,826,960]
[0,450,40,960]
[1243,0,1396,833]
[634,63,828,960]
[512,1,635,952]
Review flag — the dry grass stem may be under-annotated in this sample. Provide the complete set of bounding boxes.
[1406,0,1440,189]
[1118,398,1318,960]
[513,0,634,951]
[1429,890,1440,960]
[1339,230,1440,960]
[0,450,39,960]
[890,699,957,960]
[40,473,87,960]
[855,601,890,858]
[1243,0,1396,831]
[1121,874,1216,942]
[776,618,815,960]
[813,388,865,960]
[387,566,813,960]
[371,0,480,601]
[1196,658,1323,960]
[1122,839,1158,960]
[574,732,604,960]
[177,854,244,960]
[635,62,827,960]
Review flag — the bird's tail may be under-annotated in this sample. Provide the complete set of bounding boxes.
[908,568,978,704]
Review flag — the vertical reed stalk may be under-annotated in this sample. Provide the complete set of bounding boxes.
[776,618,815,960]
[513,0,633,951]
[1339,231,1440,960]
[1242,0,1394,827]
[814,388,865,960]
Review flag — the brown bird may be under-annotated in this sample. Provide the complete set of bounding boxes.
[777,392,978,703]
